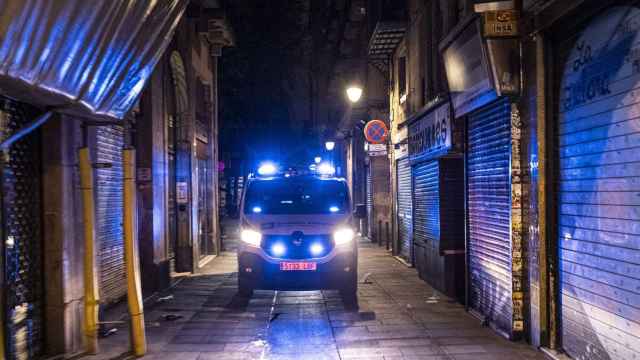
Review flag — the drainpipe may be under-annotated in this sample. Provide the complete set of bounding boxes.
[79,146,100,354]
[123,147,146,356]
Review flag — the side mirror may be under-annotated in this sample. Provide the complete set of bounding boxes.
[354,204,366,219]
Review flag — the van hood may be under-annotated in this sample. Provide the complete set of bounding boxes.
[243,214,351,235]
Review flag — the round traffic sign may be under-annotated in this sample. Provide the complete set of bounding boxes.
[364,120,389,144]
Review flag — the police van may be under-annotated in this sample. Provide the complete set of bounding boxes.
[237,162,364,303]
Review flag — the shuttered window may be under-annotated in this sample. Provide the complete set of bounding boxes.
[556,6,640,359]
[96,125,126,304]
[396,157,413,261]
[467,98,512,334]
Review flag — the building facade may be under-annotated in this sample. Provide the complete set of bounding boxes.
[0,1,233,358]
[367,0,640,358]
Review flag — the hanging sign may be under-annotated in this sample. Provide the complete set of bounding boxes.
[441,17,497,117]
[408,102,452,162]
[364,120,389,144]
[482,10,519,38]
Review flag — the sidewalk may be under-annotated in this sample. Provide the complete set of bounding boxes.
[89,237,544,360]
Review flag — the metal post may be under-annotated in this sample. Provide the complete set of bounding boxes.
[123,148,146,356]
[377,220,382,246]
[79,147,99,354]
[385,222,390,251]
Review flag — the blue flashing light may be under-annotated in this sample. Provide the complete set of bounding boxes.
[252,206,262,213]
[310,243,324,256]
[317,162,335,176]
[271,243,286,257]
[329,206,339,213]
[257,162,278,176]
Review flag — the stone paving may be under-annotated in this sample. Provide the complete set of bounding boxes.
[91,236,545,360]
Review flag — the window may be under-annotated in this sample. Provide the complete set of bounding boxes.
[244,178,349,215]
[398,56,407,104]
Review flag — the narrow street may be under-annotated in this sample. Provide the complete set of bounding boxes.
[95,225,543,360]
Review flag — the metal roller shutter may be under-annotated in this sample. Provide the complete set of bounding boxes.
[556,7,640,359]
[1,98,44,360]
[467,98,512,334]
[96,125,126,304]
[412,160,439,248]
[412,160,440,281]
[396,158,412,261]
[366,166,373,238]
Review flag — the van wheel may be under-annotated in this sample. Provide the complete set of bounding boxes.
[238,277,253,298]
[340,275,358,306]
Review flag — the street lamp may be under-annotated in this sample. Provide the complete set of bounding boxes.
[346,85,363,103]
[314,156,322,164]
[325,141,335,151]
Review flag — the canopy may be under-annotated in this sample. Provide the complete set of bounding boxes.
[0,0,188,120]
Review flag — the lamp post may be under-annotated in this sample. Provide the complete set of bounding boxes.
[325,141,335,151]
[346,85,363,103]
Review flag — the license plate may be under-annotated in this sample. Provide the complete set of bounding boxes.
[280,261,317,271]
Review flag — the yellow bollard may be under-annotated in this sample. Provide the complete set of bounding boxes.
[79,147,100,354]
[123,148,146,356]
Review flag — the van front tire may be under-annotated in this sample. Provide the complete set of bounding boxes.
[238,276,254,298]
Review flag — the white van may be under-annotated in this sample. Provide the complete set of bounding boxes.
[237,170,363,303]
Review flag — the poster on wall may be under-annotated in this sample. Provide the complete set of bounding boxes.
[440,17,497,117]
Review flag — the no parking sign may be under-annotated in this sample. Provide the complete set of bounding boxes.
[363,120,389,144]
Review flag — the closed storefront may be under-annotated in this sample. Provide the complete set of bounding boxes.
[555,6,640,358]
[95,125,126,304]
[441,15,524,336]
[1,98,44,360]
[396,157,412,262]
[466,98,513,335]
[408,101,464,299]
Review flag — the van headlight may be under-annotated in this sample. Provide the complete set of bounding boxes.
[333,228,355,245]
[241,229,262,247]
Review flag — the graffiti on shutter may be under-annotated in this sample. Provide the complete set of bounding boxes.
[1,98,44,359]
[96,125,126,304]
[557,6,640,359]
[467,98,512,335]
[396,157,412,261]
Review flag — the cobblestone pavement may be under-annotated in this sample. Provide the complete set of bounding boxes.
[92,234,544,360]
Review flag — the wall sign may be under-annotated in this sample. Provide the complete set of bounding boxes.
[176,182,189,204]
[368,143,387,157]
[364,119,389,144]
[394,143,408,160]
[482,10,519,38]
[441,17,497,117]
[408,102,452,162]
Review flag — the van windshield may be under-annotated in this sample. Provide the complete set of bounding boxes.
[244,178,349,215]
